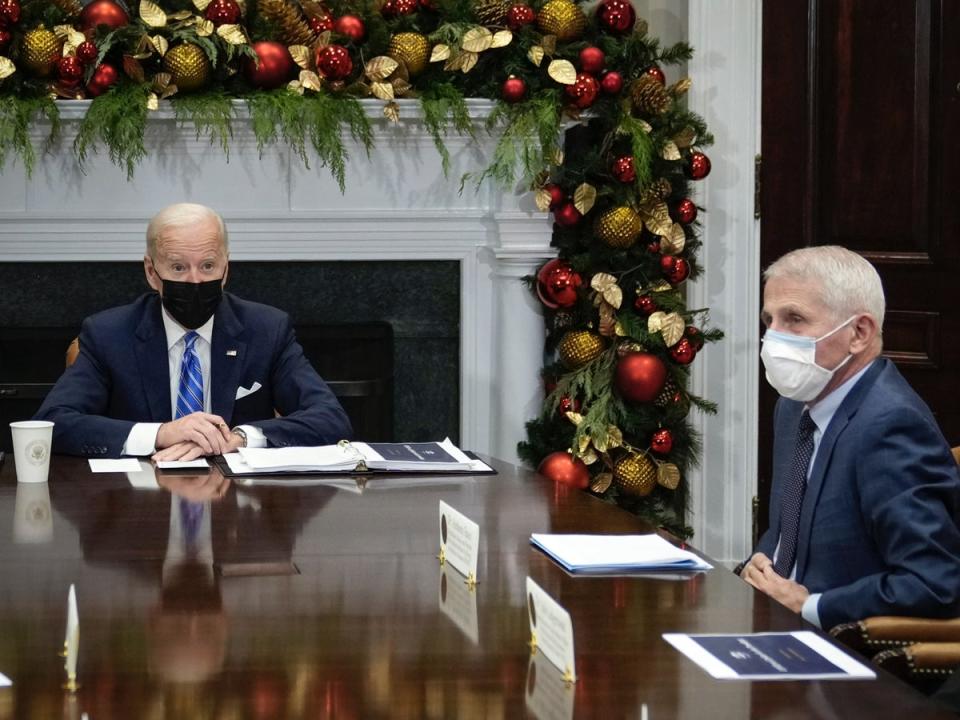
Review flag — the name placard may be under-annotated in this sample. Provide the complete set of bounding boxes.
[439,501,480,583]
[526,577,576,683]
[525,647,575,720]
[438,568,479,644]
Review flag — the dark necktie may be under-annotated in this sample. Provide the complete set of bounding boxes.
[774,411,817,577]
[179,497,204,555]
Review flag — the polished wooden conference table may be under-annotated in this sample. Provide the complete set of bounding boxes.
[0,455,952,719]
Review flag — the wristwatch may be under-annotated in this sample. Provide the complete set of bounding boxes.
[231,426,248,448]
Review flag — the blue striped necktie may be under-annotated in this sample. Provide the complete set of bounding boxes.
[175,331,203,418]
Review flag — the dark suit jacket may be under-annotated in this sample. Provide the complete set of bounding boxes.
[757,358,960,629]
[35,292,352,457]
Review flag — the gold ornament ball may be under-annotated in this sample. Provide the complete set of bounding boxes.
[163,43,212,93]
[596,206,643,249]
[536,0,587,41]
[558,330,605,369]
[21,26,62,78]
[388,32,430,76]
[614,454,657,497]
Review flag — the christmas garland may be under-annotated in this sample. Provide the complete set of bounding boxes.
[0,0,719,538]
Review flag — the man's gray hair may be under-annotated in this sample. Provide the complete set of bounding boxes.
[764,245,885,330]
[146,203,228,259]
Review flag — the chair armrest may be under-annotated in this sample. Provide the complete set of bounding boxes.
[874,642,960,682]
[830,617,960,655]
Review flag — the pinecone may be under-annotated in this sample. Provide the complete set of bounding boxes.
[50,0,83,18]
[649,177,672,200]
[258,0,316,46]
[595,206,642,249]
[614,453,657,497]
[631,74,672,116]
[473,0,508,25]
[536,0,586,41]
[163,43,212,93]
[654,377,679,408]
[20,26,62,78]
[387,32,430,76]
[557,330,605,369]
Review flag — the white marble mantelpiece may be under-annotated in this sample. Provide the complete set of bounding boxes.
[0,98,554,464]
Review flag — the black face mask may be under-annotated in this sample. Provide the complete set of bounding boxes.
[159,276,224,329]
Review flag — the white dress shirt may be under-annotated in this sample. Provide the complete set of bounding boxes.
[122,307,266,455]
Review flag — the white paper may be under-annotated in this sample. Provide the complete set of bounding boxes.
[88,458,142,473]
[0,672,10,687]
[526,577,576,682]
[126,460,160,489]
[439,501,480,580]
[530,533,712,573]
[156,459,210,469]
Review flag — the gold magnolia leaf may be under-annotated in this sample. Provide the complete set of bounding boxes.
[430,44,450,62]
[662,223,686,255]
[365,56,399,82]
[661,140,681,161]
[391,77,412,96]
[459,51,479,73]
[607,426,623,449]
[491,30,513,48]
[370,80,394,100]
[217,24,247,45]
[637,119,653,133]
[614,320,627,336]
[577,434,591,453]
[0,57,15,80]
[534,188,552,212]
[139,0,167,27]
[161,83,179,99]
[193,0,212,11]
[591,272,617,293]
[591,273,623,308]
[590,472,613,494]
[598,303,616,337]
[527,45,544,67]
[566,411,584,426]
[670,77,692,96]
[541,35,556,55]
[316,30,332,46]
[195,18,214,36]
[593,432,608,454]
[462,26,493,53]
[657,462,680,490]
[658,311,686,347]
[573,182,596,215]
[168,10,194,20]
[635,18,649,36]
[604,286,623,309]
[640,201,672,236]
[287,79,305,95]
[547,59,576,85]
[647,310,666,334]
[580,447,599,465]
[289,45,311,69]
[151,35,169,56]
[552,148,564,166]
[674,126,697,148]
[146,92,159,111]
[123,55,146,83]
[299,69,322,91]
[383,101,400,122]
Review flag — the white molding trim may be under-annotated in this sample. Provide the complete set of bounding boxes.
[686,0,762,565]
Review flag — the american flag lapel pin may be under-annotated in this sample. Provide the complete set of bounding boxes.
[226,350,238,357]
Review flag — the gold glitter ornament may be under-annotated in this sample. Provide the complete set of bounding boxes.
[20,26,62,78]
[163,43,212,92]
[387,32,430,76]
[614,453,657,497]
[536,0,587,41]
[473,0,509,25]
[558,330,605,369]
[595,206,642,249]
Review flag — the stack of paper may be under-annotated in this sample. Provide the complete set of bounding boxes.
[530,533,713,574]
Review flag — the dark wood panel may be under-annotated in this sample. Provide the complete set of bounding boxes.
[883,310,940,368]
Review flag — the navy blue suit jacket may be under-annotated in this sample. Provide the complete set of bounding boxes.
[35,292,352,457]
[757,358,960,629]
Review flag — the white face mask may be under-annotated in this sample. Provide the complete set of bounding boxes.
[760,316,857,402]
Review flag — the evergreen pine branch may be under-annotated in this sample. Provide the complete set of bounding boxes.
[421,84,472,176]
[172,92,236,155]
[0,94,59,177]
[74,83,150,180]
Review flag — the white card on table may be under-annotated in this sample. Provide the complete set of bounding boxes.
[526,577,576,682]
[88,458,141,473]
[525,648,574,720]
[438,500,480,582]
[438,567,479,644]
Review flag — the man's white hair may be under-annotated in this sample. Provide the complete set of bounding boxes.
[146,203,228,259]
[764,245,885,330]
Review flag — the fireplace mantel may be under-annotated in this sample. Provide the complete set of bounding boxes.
[0,99,553,464]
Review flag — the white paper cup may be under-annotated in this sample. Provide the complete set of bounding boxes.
[10,420,54,484]
[13,480,53,544]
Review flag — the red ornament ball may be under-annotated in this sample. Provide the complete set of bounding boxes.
[646,237,662,253]
[578,46,605,74]
[685,325,705,351]
[85,62,118,97]
[616,352,667,404]
[557,395,582,416]
[686,151,712,180]
[645,65,665,85]
[334,14,366,42]
[565,73,599,109]
[660,255,690,284]
[382,0,418,16]
[244,41,295,89]
[651,428,673,454]
[205,0,241,26]
[536,258,582,309]
[0,0,20,25]
[0,29,11,53]
[611,155,635,183]
[502,75,526,103]
[79,0,129,31]
[673,198,697,224]
[596,0,636,35]
[633,293,657,315]
[309,13,334,33]
[555,201,582,227]
[544,183,565,210]
[56,56,84,87]
[538,451,590,489]
[506,4,536,30]
[315,44,353,80]
[669,337,697,365]
[76,41,98,65]
[600,70,623,95]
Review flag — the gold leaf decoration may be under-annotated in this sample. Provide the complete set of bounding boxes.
[635,17,649,36]
[140,0,167,27]
[491,30,513,48]
[648,311,685,346]
[365,56,399,81]
[289,45,311,69]
[391,77,412,96]
[168,10,193,19]
[567,412,584,426]
[459,51,478,73]
[371,80,394,100]
[541,35,557,55]
[430,44,450,62]
[151,35,169,57]
[195,18,214,36]
[193,0,212,11]
[547,58,576,84]
[598,303,616,337]
[580,447,598,465]
[590,472,613,494]
[534,188,552,212]
[661,140,681,161]
[527,45,544,66]
[593,432,609,454]
[614,321,627,336]
[299,69,322,91]
[552,148,564,165]
[607,426,623,449]
[670,77,692,96]
[0,58,15,80]
[657,462,680,490]
[152,72,171,91]
[462,27,493,53]
[573,182,596,214]
[577,434,591,453]
[639,200,672,236]
[287,79,304,95]
[662,223,686,255]
[674,126,697,148]
[590,272,622,309]
[383,101,400,122]
[217,24,247,45]
[146,92,159,111]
